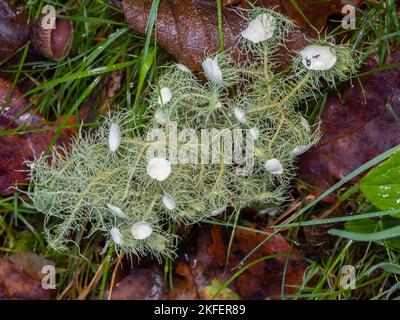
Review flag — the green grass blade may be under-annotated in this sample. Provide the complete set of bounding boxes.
[329,224,400,241]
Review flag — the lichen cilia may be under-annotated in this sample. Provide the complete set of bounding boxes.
[27,9,358,261]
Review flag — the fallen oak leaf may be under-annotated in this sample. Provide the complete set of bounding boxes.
[0,76,75,196]
[298,53,400,197]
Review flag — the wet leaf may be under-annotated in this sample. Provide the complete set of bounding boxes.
[360,152,400,214]
[0,76,75,196]
[0,253,54,300]
[298,54,400,196]
[0,1,30,62]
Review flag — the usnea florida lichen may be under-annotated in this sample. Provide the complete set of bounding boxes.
[27,9,358,261]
